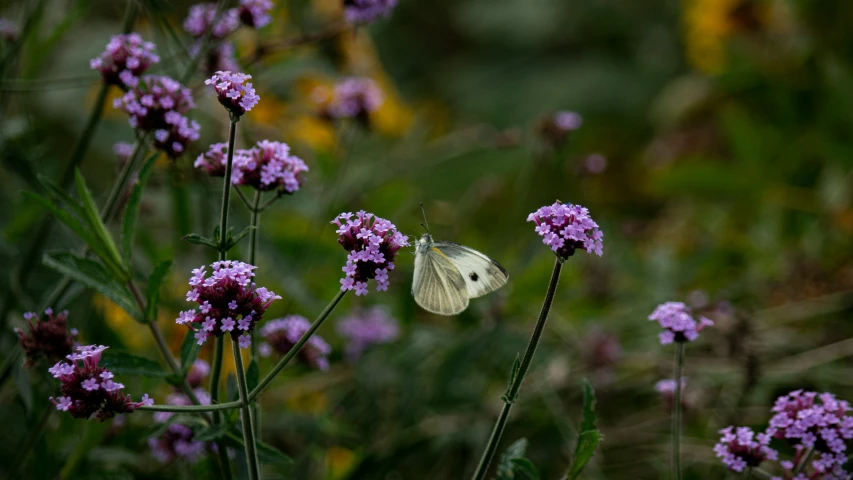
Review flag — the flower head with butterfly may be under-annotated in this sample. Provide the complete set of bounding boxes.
[331,211,409,296]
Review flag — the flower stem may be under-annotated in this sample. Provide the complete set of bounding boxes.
[792,446,814,475]
[249,290,347,401]
[232,338,261,480]
[138,400,243,412]
[218,119,238,254]
[248,190,262,440]
[471,258,563,480]
[672,342,685,480]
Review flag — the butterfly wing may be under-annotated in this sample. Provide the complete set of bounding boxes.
[433,242,508,299]
[412,246,470,315]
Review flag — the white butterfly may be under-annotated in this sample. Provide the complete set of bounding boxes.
[411,208,509,315]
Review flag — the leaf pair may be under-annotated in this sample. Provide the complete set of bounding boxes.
[182,225,255,253]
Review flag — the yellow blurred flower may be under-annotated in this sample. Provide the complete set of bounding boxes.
[93,294,151,351]
[285,388,329,414]
[325,446,357,479]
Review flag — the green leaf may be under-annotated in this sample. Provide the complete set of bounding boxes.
[579,379,597,433]
[566,379,602,480]
[193,423,231,442]
[509,459,540,480]
[121,152,159,266]
[182,233,220,250]
[223,432,293,466]
[145,260,172,323]
[74,169,127,278]
[246,359,259,392]
[100,350,168,377]
[42,251,142,320]
[37,174,87,219]
[497,438,539,480]
[224,225,255,250]
[179,329,201,374]
[13,361,32,414]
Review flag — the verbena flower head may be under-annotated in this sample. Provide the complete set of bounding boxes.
[231,140,308,192]
[16,309,76,367]
[238,0,273,28]
[344,0,398,24]
[149,423,208,463]
[176,261,281,348]
[90,33,160,89]
[655,377,688,411]
[767,390,853,467]
[581,327,622,377]
[194,142,229,177]
[554,111,583,131]
[183,3,240,39]
[322,77,384,121]
[714,426,778,472]
[648,301,714,345]
[336,306,399,361]
[49,345,153,420]
[0,18,18,42]
[113,142,134,166]
[205,71,260,118]
[527,201,603,260]
[186,359,210,389]
[154,113,201,157]
[258,315,331,370]
[331,210,409,295]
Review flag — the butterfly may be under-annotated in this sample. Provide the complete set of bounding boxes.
[412,205,509,315]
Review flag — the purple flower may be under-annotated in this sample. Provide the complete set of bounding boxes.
[259,315,331,370]
[16,309,77,367]
[655,377,689,412]
[580,327,622,380]
[175,261,281,348]
[48,344,152,420]
[336,306,400,361]
[183,3,240,39]
[714,426,778,472]
[767,390,853,467]
[186,359,210,388]
[194,142,230,177]
[0,18,18,42]
[230,140,308,192]
[238,0,273,28]
[149,422,208,463]
[527,202,603,259]
[648,301,714,345]
[584,153,607,174]
[90,33,160,89]
[344,0,398,24]
[331,210,409,295]
[317,77,384,122]
[553,111,582,131]
[205,70,260,117]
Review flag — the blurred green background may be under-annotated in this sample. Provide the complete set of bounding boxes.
[3,0,853,478]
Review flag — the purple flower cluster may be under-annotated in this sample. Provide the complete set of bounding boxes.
[714,426,778,472]
[343,0,398,24]
[553,111,583,131]
[258,315,331,370]
[527,202,604,259]
[16,309,77,367]
[648,301,714,345]
[149,424,208,463]
[113,75,200,158]
[0,18,17,42]
[320,77,384,121]
[238,0,274,28]
[113,142,134,165]
[90,33,160,88]
[336,306,400,360]
[205,71,260,118]
[231,140,308,192]
[48,345,153,420]
[194,142,230,177]
[176,261,281,348]
[331,211,409,296]
[655,377,688,411]
[183,3,240,39]
[186,359,211,389]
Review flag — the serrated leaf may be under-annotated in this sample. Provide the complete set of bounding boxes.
[497,438,530,480]
[100,350,168,377]
[73,169,127,278]
[145,260,171,322]
[42,251,142,320]
[182,233,220,250]
[246,359,259,392]
[121,151,159,266]
[579,379,597,433]
[566,379,602,480]
[193,423,231,442]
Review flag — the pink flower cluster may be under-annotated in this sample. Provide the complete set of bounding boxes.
[48,345,153,420]
[648,301,714,345]
[320,77,384,121]
[553,111,583,131]
[149,424,208,463]
[90,33,160,88]
[527,202,604,259]
[176,261,281,348]
[259,315,332,370]
[344,0,398,24]
[205,71,260,117]
[331,211,409,296]
[16,308,77,367]
[183,3,240,39]
[232,140,308,192]
[714,426,778,472]
[113,75,200,158]
[336,306,400,361]
[194,142,230,176]
[238,0,274,28]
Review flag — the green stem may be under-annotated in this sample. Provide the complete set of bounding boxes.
[102,134,150,221]
[138,400,243,412]
[749,468,774,479]
[248,190,262,440]
[232,338,261,480]
[249,290,347,401]
[180,0,230,83]
[471,258,563,480]
[218,119,238,254]
[792,447,814,475]
[672,342,685,480]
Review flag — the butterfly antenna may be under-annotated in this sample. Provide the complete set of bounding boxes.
[419,202,430,234]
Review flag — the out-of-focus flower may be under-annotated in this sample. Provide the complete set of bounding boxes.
[113,142,134,165]
[649,301,714,345]
[330,210,409,295]
[714,426,778,472]
[655,377,689,411]
[49,345,153,420]
[259,315,332,370]
[584,153,607,174]
[90,33,160,89]
[194,142,229,177]
[343,0,398,24]
[176,261,280,348]
[238,0,273,28]
[580,327,621,379]
[183,3,240,39]
[0,18,17,42]
[205,71,260,118]
[336,306,399,360]
[113,75,200,158]
[231,140,308,192]
[152,389,212,424]
[316,77,384,123]
[16,309,76,367]
[537,110,582,149]
[554,111,582,131]
[186,359,210,388]
[148,423,207,463]
[527,202,603,260]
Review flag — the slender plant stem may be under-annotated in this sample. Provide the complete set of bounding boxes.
[232,339,261,480]
[750,468,774,479]
[672,342,685,480]
[138,400,243,412]
[249,290,347,401]
[248,190,262,440]
[471,258,563,480]
[10,406,53,476]
[792,447,814,475]
[218,119,238,253]
[179,0,230,84]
